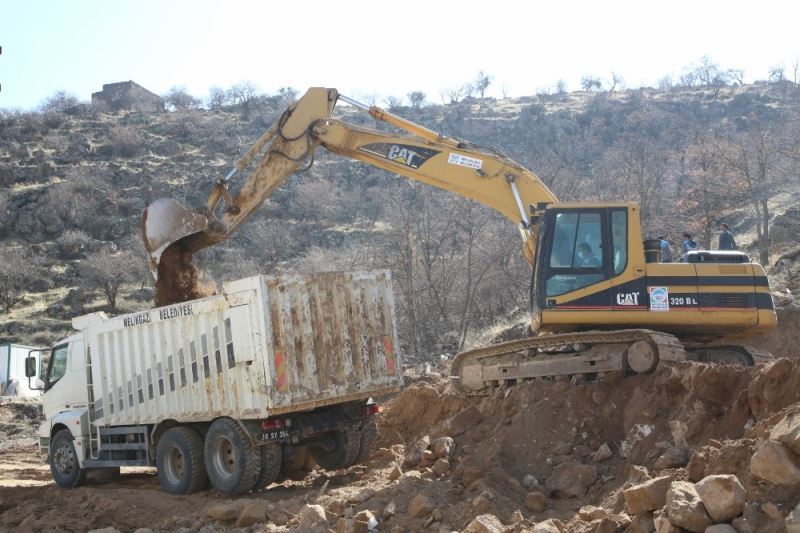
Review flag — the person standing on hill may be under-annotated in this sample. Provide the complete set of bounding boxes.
[681,233,698,255]
[657,235,672,262]
[718,223,737,250]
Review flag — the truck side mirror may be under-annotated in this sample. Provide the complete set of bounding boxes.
[25,356,37,378]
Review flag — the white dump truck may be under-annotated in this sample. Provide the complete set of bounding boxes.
[26,271,402,495]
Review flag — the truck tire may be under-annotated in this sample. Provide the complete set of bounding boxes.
[253,442,282,491]
[354,419,379,465]
[204,417,261,495]
[309,428,361,471]
[49,429,86,488]
[156,426,208,494]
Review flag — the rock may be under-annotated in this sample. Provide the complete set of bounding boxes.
[133,529,154,533]
[654,446,689,470]
[592,443,613,462]
[266,506,291,526]
[787,502,800,533]
[624,475,674,514]
[383,500,397,520]
[705,525,737,533]
[526,491,548,512]
[328,500,347,517]
[764,358,792,379]
[236,502,268,528]
[625,512,655,533]
[665,481,711,532]
[447,405,483,436]
[472,495,492,513]
[408,494,434,518]
[627,465,652,484]
[389,465,403,480]
[299,504,328,527]
[432,458,451,476]
[423,449,436,462]
[347,488,375,503]
[771,411,800,455]
[414,435,432,454]
[552,442,573,455]
[545,461,597,498]
[509,510,524,524]
[432,508,443,522]
[404,449,422,467]
[523,474,540,490]
[432,436,454,458]
[653,514,680,533]
[760,502,782,520]
[206,503,240,521]
[532,519,564,533]
[578,505,607,521]
[750,440,800,485]
[694,474,746,523]
[87,529,121,533]
[687,452,708,482]
[354,510,378,531]
[464,514,505,533]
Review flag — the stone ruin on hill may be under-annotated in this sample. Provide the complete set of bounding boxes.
[91,81,164,113]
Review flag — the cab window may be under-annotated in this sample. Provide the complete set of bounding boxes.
[546,212,606,296]
[47,345,69,386]
[611,210,628,275]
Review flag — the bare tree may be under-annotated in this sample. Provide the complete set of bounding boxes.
[555,79,567,94]
[79,249,143,312]
[278,87,299,106]
[207,86,229,110]
[792,57,800,84]
[39,91,79,113]
[227,81,260,106]
[474,71,493,98]
[580,75,602,91]
[0,247,41,313]
[383,95,404,110]
[442,86,466,104]
[608,72,623,94]
[768,65,786,84]
[407,91,427,110]
[164,86,201,111]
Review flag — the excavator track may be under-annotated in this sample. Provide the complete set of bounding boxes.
[449,328,755,396]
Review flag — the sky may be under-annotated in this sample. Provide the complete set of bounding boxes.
[1,0,799,110]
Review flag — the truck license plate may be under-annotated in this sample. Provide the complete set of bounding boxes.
[262,430,290,441]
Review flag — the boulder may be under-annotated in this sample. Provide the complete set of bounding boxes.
[576,507,606,523]
[592,443,613,462]
[383,500,397,519]
[686,452,708,482]
[526,491,547,512]
[408,494,434,518]
[770,411,800,455]
[787,502,800,533]
[665,481,711,532]
[625,512,656,533]
[654,446,689,470]
[750,440,800,485]
[653,515,680,533]
[447,405,483,436]
[389,465,403,480]
[432,436,454,458]
[236,502,268,528]
[298,504,328,528]
[624,475,673,514]
[206,503,240,521]
[532,519,563,533]
[694,474,746,523]
[432,458,450,476]
[464,514,505,533]
[545,461,597,499]
[705,525,737,533]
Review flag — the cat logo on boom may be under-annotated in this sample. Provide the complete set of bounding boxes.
[359,143,440,170]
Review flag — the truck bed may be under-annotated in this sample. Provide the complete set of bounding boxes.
[78,271,402,426]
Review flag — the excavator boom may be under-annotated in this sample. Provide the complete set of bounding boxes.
[142,88,557,280]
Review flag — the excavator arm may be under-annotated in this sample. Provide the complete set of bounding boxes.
[142,87,558,281]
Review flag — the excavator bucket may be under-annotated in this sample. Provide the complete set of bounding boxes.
[141,198,209,280]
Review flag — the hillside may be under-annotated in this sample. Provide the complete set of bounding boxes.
[1,82,800,351]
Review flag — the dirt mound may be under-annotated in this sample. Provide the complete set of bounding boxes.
[0,399,42,452]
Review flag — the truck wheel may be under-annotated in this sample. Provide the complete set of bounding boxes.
[309,428,360,471]
[156,426,208,494]
[49,429,86,488]
[253,443,282,491]
[277,445,313,481]
[204,417,261,495]
[354,419,379,465]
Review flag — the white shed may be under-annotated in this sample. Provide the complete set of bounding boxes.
[0,344,43,397]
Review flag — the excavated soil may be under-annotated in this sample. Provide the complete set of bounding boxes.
[2,359,800,531]
[154,245,213,307]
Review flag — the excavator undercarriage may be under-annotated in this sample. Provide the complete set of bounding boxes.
[450,329,773,395]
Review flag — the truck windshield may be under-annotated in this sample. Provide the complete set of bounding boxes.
[47,345,69,385]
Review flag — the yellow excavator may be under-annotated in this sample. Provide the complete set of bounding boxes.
[142,87,776,395]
